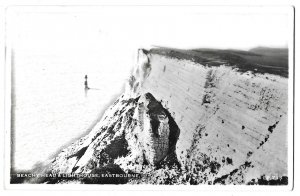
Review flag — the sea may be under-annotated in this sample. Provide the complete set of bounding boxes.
[12,54,132,171]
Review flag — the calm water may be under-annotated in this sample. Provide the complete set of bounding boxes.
[13,55,131,171]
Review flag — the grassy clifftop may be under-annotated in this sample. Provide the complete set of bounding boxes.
[149,47,288,77]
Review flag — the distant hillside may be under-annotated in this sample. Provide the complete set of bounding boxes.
[249,47,288,57]
[149,47,289,77]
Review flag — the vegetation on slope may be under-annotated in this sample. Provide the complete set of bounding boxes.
[150,47,288,77]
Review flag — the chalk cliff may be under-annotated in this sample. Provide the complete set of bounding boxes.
[46,47,288,185]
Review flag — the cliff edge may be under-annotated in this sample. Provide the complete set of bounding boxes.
[35,48,288,185]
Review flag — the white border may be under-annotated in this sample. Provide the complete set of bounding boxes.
[0,1,297,194]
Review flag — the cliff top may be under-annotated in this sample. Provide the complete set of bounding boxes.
[149,47,289,77]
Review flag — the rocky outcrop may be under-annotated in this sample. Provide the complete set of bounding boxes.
[42,47,288,185]
[45,91,180,184]
[138,92,180,165]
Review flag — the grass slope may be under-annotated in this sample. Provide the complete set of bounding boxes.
[150,47,288,77]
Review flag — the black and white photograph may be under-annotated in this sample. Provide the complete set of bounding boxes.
[2,4,294,189]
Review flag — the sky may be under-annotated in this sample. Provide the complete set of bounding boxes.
[8,6,292,71]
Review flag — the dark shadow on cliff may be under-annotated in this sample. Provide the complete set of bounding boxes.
[144,93,181,169]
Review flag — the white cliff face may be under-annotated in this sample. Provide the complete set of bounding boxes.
[128,50,288,183]
[45,48,288,185]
